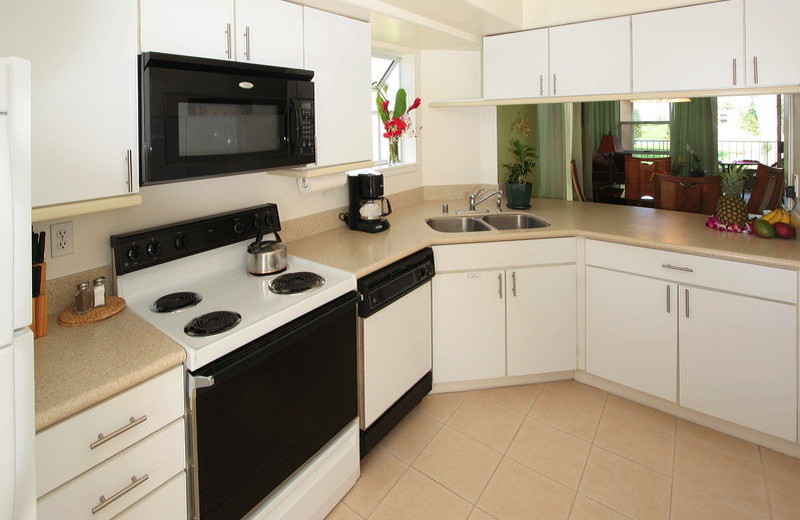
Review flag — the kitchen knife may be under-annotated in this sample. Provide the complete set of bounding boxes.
[37,231,46,263]
[32,264,41,297]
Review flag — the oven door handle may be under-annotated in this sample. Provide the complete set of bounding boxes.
[190,374,215,389]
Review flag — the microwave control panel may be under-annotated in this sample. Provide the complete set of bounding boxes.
[299,101,315,155]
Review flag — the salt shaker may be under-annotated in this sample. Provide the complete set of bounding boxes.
[92,277,106,307]
[75,282,93,314]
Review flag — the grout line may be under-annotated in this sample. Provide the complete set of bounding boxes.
[758,446,776,520]
[669,412,678,520]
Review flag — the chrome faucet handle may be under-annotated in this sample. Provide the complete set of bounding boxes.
[496,190,503,212]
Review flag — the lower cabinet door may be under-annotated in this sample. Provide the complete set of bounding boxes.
[679,286,798,441]
[433,270,506,383]
[113,472,186,520]
[507,264,577,376]
[586,267,678,401]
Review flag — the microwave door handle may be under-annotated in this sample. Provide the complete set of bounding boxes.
[291,100,301,155]
[284,100,292,153]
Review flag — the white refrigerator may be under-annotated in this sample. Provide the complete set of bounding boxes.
[0,57,36,520]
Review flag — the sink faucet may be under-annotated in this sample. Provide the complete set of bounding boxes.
[468,187,503,212]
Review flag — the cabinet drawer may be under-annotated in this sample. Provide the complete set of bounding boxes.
[434,238,576,272]
[585,240,797,303]
[113,472,187,520]
[37,419,185,520]
[36,366,184,497]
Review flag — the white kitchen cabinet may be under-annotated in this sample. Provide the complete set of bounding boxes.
[113,472,187,520]
[303,7,372,168]
[585,240,798,441]
[549,16,631,96]
[586,267,678,402]
[507,264,577,376]
[432,239,578,384]
[35,367,186,520]
[680,286,797,441]
[0,0,139,207]
[433,270,507,384]
[632,0,744,92]
[140,0,303,67]
[744,0,800,87]
[484,29,550,99]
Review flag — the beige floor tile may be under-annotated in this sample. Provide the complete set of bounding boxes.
[377,410,442,464]
[369,467,473,520]
[670,481,769,520]
[414,425,503,502]
[529,381,607,441]
[342,447,407,517]
[468,508,499,520]
[324,502,363,520]
[447,393,525,452]
[477,457,575,520]
[416,391,470,423]
[569,494,632,520]
[673,424,769,517]
[594,405,675,476]
[605,394,677,430]
[580,446,671,520]
[761,448,800,520]
[474,383,542,414]
[506,417,590,489]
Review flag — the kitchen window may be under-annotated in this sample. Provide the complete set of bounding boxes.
[371,53,416,166]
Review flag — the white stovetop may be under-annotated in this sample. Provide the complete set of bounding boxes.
[116,241,356,371]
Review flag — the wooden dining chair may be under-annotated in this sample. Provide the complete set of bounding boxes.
[570,159,586,202]
[654,174,721,214]
[625,156,672,204]
[746,163,784,214]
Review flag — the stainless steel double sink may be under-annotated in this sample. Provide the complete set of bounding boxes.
[426,213,550,233]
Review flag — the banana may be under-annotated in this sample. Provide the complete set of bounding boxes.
[762,208,782,224]
[779,208,791,224]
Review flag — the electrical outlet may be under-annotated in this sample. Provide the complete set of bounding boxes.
[50,221,74,257]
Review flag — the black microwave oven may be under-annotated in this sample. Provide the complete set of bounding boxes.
[139,52,315,186]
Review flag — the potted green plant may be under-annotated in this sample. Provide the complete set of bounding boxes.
[502,114,537,209]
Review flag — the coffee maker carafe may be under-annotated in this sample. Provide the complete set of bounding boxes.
[344,172,392,233]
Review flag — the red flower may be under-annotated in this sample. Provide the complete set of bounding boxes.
[382,117,407,138]
[381,100,390,114]
[407,98,421,112]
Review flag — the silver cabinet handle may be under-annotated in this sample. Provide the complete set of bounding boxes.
[553,73,558,95]
[539,74,544,96]
[666,285,671,313]
[511,271,517,297]
[732,58,737,85]
[91,474,149,514]
[225,23,232,59]
[89,415,147,450]
[244,26,251,61]
[498,273,503,299]
[126,149,133,193]
[662,263,693,273]
[753,56,759,84]
[685,288,690,318]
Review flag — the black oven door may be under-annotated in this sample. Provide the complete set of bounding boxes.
[187,291,358,520]
[140,53,315,185]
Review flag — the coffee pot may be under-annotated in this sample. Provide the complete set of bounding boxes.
[342,172,392,233]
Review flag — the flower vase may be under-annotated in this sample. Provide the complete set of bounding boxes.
[388,139,400,165]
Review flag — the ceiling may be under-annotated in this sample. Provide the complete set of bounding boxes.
[294,0,718,50]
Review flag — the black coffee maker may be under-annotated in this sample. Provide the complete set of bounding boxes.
[344,172,392,233]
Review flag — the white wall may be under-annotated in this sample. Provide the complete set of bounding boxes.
[418,49,498,186]
[522,0,717,28]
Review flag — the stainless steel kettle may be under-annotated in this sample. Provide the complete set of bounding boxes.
[247,229,287,275]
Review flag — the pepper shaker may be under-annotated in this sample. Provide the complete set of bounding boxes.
[75,282,93,314]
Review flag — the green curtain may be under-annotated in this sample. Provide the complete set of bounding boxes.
[670,98,718,175]
[583,101,620,152]
[534,104,567,199]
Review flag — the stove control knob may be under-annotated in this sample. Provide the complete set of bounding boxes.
[233,221,245,235]
[127,245,143,262]
[146,241,161,257]
[174,233,187,250]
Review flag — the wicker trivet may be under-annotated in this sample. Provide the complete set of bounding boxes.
[57,296,127,327]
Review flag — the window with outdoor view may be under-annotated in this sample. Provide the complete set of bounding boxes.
[371,55,401,164]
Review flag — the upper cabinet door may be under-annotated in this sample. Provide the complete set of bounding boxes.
[303,8,372,168]
[549,17,631,96]
[140,0,235,61]
[745,0,800,87]
[0,0,139,207]
[235,0,303,68]
[484,29,549,99]
[633,0,744,92]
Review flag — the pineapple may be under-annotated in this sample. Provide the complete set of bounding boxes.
[715,164,749,226]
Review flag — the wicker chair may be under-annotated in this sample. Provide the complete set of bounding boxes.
[653,174,721,214]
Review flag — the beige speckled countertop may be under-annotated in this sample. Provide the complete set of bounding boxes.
[35,308,185,431]
[287,198,800,275]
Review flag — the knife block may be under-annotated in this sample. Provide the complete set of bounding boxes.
[31,262,48,339]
